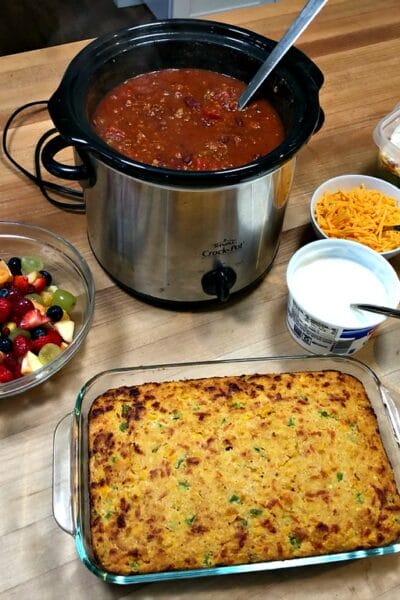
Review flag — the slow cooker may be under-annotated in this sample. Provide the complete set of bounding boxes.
[42,19,324,305]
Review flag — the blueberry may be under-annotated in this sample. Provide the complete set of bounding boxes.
[7,257,22,275]
[0,337,13,353]
[39,270,52,286]
[30,326,48,340]
[46,304,63,322]
[0,288,9,298]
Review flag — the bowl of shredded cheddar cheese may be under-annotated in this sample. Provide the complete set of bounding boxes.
[310,174,400,259]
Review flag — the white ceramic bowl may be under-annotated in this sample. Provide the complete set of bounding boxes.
[310,174,400,259]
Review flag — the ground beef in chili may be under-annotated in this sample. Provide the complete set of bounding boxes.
[92,68,285,171]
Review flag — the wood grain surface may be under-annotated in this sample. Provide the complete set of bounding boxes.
[1,1,400,598]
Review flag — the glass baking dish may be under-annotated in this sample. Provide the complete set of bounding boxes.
[53,354,400,585]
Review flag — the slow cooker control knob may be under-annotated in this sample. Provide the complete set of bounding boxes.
[201,266,237,303]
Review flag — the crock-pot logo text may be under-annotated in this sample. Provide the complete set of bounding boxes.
[202,238,244,257]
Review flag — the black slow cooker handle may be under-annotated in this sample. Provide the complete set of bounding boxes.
[314,108,325,134]
[41,134,90,181]
[287,50,324,135]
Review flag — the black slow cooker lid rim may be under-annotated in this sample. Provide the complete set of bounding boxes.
[51,50,322,143]
[53,45,323,133]
[49,82,322,186]
[57,18,323,92]
[50,17,324,133]
[48,18,324,186]
[65,19,280,66]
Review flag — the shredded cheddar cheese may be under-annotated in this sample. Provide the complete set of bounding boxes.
[314,185,400,252]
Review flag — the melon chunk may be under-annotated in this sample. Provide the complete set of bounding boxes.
[54,320,75,343]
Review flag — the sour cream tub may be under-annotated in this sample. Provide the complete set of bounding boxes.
[286,239,400,355]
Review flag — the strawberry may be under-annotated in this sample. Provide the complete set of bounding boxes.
[0,298,12,322]
[3,354,21,379]
[11,297,34,320]
[0,256,76,385]
[18,308,50,330]
[32,275,47,293]
[13,275,30,294]
[12,362,22,379]
[30,329,63,353]
[6,286,21,302]
[3,353,19,374]
[0,364,14,383]
[12,334,32,358]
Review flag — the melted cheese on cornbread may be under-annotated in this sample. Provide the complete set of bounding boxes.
[88,370,400,575]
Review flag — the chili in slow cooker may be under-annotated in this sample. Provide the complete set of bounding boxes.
[91,68,285,171]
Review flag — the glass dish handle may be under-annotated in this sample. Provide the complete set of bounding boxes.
[52,412,76,536]
[381,385,400,446]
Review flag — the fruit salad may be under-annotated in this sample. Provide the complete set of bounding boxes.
[0,255,77,383]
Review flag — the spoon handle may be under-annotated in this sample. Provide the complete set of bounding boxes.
[237,0,328,110]
[351,303,400,319]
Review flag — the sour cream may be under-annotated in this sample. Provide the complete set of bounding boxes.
[290,256,389,328]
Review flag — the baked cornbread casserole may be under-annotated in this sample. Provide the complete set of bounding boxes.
[88,370,400,575]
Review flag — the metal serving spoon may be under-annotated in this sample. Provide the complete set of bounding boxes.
[383,225,400,231]
[237,0,328,110]
[351,303,400,320]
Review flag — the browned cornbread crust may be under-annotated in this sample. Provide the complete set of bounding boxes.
[88,370,400,575]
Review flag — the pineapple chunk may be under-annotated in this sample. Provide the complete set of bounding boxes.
[40,290,54,307]
[31,300,46,315]
[27,271,40,284]
[0,259,12,285]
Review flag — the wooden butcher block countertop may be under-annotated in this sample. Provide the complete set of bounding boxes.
[1,0,400,598]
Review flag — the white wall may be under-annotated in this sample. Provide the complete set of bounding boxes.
[114,1,276,17]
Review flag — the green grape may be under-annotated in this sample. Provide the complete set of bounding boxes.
[52,288,77,312]
[21,255,44,274]
[9,327,31,340]
[26,293,44,305]
[38,343,62,365]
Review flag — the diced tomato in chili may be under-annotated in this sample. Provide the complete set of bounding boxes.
[201,101,223,121]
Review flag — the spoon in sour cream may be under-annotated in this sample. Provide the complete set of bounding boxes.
[383,225,400,231]
[351,303,400,320]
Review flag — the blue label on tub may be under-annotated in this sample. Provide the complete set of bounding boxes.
[340,326,376,339]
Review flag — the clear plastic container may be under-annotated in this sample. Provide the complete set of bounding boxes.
[373,102,400,187]
[53,355,400,585]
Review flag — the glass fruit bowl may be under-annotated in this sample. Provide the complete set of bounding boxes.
[0,221,95,398]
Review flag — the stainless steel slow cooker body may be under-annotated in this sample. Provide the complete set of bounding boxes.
[83,158,295,303]
[43,19,324,305]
